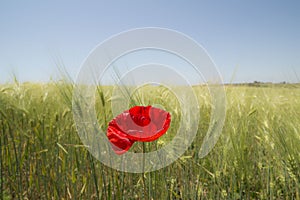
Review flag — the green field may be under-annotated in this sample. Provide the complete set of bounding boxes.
[0,82,299,199]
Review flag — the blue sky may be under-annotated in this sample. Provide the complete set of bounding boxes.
[0,0,299,83]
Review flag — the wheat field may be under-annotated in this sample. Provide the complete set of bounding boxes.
[0,81,299,199]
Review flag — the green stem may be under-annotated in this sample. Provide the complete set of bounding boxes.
[142,143,148,200]
[88,154,100,200]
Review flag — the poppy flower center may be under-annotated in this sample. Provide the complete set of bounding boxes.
[129,105,151,127]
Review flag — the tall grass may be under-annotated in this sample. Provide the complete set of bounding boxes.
[0,82,299,199]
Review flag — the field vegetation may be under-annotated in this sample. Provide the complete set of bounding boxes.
[0,81,299,199]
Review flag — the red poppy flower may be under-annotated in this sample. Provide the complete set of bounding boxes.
[106,106,171,155]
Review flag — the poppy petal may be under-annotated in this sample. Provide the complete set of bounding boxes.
[107,124,134,155]
[106,106,171,154]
